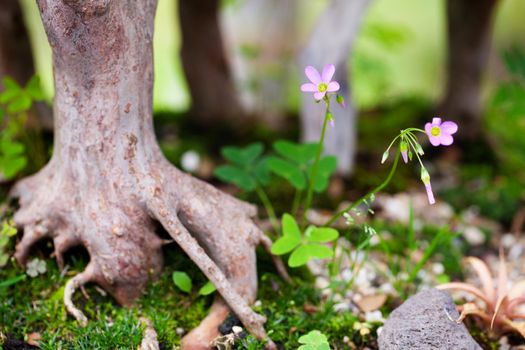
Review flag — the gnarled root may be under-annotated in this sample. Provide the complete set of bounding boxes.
[10,159,277,346]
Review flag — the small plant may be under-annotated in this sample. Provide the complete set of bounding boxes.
[297,330,330,350]
[271,213,338,267]
[0,219,17,267]
[437,253,525,338]
[215,63,458,295]
[172,271,216,296]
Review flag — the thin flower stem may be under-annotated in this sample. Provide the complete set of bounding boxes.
[291,189,302,217]
[324,151,400,227]
[302,97,331,227]
[384,134,402,154]
[255,186,280,234]
[404,133,426,169]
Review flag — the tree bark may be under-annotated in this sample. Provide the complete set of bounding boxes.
[438,0,499,140]
[0,0,52,129]
[179,0,245,126]
[299,0,371,175]
[11,0,272,346]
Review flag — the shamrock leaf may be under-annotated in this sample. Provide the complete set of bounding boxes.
[288,244,333,268]
[271,214,301,255]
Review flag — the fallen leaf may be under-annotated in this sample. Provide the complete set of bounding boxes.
[356,294,387,312]
[27,332,41,346]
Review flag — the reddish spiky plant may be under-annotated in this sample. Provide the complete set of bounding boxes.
[437,252,525,338]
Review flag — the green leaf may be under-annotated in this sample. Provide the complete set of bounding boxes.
[267,157,306,189]
[0,156,27,179]
[0,77,22,104]
[214,165,256,191]
[271,214,301,255]
[221,143,263,166]
[1,221,17,237]
[198,281,216,296]
[288,244,333,268]
[25,76,45,101]
[298,330,330,350]
[0,275,26,289]
[172,271,192,293]
[306,227,339,243]
[311,156,337,192]
[1,139,25,156]
[254,157,270,185]
[273,140,317,164]
[7,94,32,114]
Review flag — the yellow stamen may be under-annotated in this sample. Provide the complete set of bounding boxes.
[430,126,441,137]
[318,83,328,92]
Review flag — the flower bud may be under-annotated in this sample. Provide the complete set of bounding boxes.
[400,140,409,163]
[381,150,389,164]
[336,94,346,108]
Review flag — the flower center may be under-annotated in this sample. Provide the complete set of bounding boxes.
[430,126,441,137]
[318,83,328,92]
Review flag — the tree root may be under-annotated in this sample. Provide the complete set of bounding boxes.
[10,159,284,347]
[149,197,268,341]
[64,265,95,327]
[139,317,160,350]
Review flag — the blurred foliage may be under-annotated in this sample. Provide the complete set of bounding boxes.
[0,76,46,180]
[352,21,411,108]
[485,45,525,184]
[441,164,522,225]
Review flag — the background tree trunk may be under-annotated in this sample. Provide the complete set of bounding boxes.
[438,0,499,140]
[11,0,271,345]
[0,0,52,129]
[178,0,245,126]
[221,0,298,127]
[300,0,372,175]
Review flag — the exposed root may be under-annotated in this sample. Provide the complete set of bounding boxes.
[14,224,50,265]
[259,234,292,284]
[64,265,95,327]
[148,198,268,341]
[139,317,160,350]
[53,232,81,271]
[181,297,230,349]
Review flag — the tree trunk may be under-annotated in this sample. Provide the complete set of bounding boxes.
[179,0,245,126]
[221,0,298,126]
[438,0,499,140]
[11,1,273,346]
[0,0,52,129]
[299,0,371,175]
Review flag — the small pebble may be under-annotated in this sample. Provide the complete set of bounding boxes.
[176,327,185,336]
[232,326,243,335]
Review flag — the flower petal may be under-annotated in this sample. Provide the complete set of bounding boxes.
[305,66,321,84]
[439,134,454,146]
[440,121,458,134]
[326,81,340,92]
[424,183,435,204]
[321,64,335,83]
[301,83,318,92]
[425,122,433,135]
[314,91,326,100]
[428,135,441,146]
[432,117,442,125]
[401,151,408,164]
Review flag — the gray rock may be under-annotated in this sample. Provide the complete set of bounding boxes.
[379,288,482,350]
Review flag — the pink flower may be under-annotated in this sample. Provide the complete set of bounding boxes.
[425,117,458,146]
[301,64,340,100]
